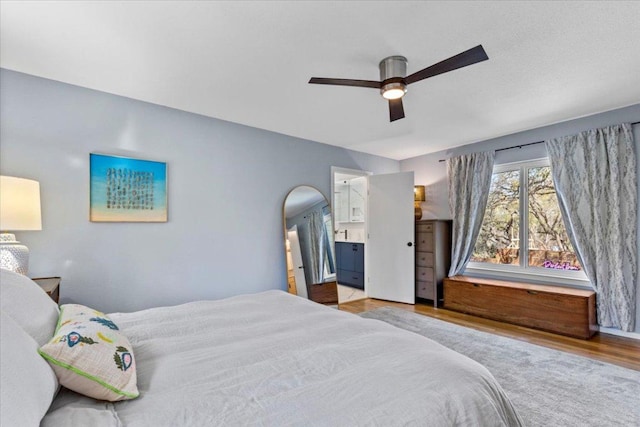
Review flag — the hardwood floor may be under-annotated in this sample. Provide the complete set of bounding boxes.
[339,298,640,371]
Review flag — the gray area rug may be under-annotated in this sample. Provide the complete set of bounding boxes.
[360,307,640,427]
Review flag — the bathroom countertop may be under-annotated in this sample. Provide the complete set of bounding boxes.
[335,238,365,244]
[335,228,365,244]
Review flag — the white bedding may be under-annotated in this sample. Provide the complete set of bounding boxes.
[42,290,522,426]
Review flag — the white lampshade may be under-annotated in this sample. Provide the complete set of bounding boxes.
[0,176,42,275]
[0,176,42,231]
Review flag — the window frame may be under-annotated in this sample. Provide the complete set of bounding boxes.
[465,158,590,289]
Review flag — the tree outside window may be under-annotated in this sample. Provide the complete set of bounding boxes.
[471,160,581,272]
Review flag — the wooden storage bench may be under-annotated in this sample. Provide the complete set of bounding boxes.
[308,280,339,305]
[443,276,597,339]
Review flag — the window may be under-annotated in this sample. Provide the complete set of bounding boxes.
[469,159,586,283]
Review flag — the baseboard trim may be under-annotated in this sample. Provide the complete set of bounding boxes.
[599,327,640,340]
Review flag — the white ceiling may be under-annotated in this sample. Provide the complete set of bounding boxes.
[2,1,639,160]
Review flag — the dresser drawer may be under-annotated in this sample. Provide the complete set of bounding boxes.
[416,266,434,282]
[416,252,434,267]
[416,223,433,233]
[287,275,296,294]
[415,232,434,251]
[416,280,435,299]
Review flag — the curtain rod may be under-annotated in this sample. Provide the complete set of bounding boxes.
[437,120,640,163]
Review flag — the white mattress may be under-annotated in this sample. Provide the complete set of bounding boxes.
[42,290,522,426]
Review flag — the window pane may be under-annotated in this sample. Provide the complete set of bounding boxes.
[323,211,336,275]
[527,167,581,271]
[472,170,520,265]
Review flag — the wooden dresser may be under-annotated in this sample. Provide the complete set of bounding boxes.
[415,220,451,307]
[33,277,61,303]
[444,275,597,339]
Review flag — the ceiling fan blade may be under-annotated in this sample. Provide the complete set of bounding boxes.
[389,98,405,122]
[309,77,381,89]
[404,45,489,85]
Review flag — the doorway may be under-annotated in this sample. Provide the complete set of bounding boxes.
[331,167,369,304]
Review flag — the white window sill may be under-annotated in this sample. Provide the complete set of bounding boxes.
[463,264,592,290]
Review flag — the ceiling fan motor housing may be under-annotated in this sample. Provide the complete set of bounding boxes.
[379,56,408,98]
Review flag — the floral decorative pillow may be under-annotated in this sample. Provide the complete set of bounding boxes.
[38,304,139,401]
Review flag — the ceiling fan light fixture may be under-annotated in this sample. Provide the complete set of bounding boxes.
[381,82,407,100]
[379,55,408,100]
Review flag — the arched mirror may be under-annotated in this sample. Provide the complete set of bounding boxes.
[283,186,338,306]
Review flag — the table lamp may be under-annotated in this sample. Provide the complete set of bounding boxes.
[0,176,42,275]
[414,185,426,221]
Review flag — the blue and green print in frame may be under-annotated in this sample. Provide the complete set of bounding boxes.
[90,153,167,222]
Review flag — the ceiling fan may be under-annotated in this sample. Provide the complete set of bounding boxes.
[309,45,488,122]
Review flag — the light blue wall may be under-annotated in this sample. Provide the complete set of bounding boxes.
[0,69,399,313]
[400,104,640,332]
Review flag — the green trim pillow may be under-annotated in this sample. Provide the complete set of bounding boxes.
[38,304,139,401]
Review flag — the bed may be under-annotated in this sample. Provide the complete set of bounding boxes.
[0,269,523,426]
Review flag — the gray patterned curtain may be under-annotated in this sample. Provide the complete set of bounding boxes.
[446,151,495,276]
[546,123,637,331]
[307,211,325,285]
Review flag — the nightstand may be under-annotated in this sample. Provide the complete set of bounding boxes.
[33,277,61,303]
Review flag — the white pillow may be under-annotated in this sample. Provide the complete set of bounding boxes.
[0,268,59,346]
[1,311,59,427]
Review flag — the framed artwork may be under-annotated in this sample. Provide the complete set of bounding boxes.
[90,153,167,222]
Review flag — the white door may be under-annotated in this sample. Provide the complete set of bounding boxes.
[367,171,415,304]
[287,225,308,299]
